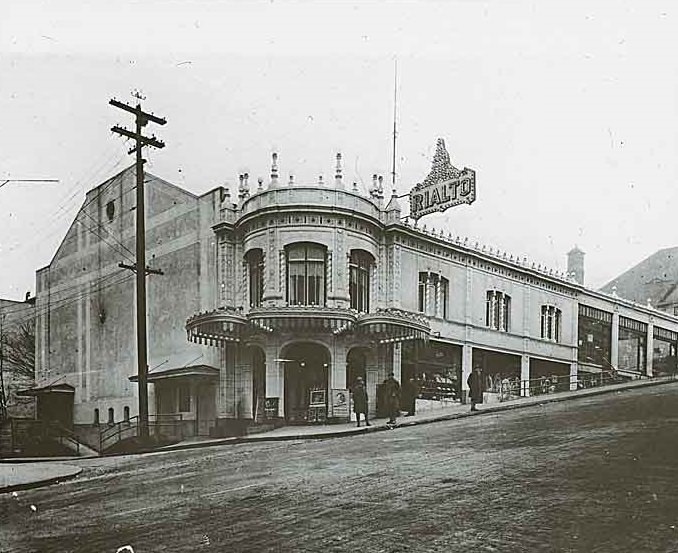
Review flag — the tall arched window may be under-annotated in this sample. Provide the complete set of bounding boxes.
[349,250,373,312]
[418,272,449,318]
[287,243,326,306]
[246,249,264,308]
[108,407,115,425]
[486,290,511,331]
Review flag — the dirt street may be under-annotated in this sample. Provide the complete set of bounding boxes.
[2,383,678,552]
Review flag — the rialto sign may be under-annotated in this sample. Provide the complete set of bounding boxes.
[409,138,477,220]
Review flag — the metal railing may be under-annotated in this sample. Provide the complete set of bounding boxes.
[486,369,678,403]
[99,413,183,452]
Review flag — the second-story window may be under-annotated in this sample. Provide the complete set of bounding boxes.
[246,249,264,308]
[349,250,372,312]
[486,290,511,331]
[287,243,326,306]
[541,305,562,342]
[418,272,449,318]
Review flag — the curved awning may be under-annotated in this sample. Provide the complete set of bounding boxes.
[357,308,431,343]
[186,308,248,345]
[247,306,357,335]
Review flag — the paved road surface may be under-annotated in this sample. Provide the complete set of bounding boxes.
[2,383,678,552]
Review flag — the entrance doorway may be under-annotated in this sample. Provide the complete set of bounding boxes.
[346,348,368,389]
[281,342,330,422]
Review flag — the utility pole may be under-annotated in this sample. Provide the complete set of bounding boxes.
[110,95,166,439]
[0,314,6,420]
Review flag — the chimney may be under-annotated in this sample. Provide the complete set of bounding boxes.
[567,246,585,285]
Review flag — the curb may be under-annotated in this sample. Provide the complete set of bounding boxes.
[158,376,678,451]
[1,466,82,494]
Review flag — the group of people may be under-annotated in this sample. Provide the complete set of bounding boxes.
[350,367,487,425]
[350,373,421,427]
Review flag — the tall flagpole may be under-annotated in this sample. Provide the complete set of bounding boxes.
[391,58,398,189]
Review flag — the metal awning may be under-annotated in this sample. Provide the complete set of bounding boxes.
[129,364,219,383]
[186,308,248,345]
[16,383,75,396]
[357,308,431,343]
[248,306,357,334]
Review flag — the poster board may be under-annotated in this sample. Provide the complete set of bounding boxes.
[330,388,350,418]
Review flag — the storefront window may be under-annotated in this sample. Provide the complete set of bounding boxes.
[541,305,562,342]
[286,243,326,306]
[246,249,264,308]
[618,316,647,373]
[653,327,678,376]
[349,250,372,312]
[418,272,449,318]
[577,305,612,366]
[486,290,510,331]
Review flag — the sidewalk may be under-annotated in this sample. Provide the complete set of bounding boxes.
[159,375,678,452]
[0,462,82,494]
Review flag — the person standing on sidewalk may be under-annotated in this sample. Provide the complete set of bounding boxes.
[403,376,419,416]
[352,377,370,427]
[467,366,484,412]
[382,372,401,426]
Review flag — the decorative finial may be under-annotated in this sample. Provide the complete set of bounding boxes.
[377,175,384,199]
[289,174,294,186]
[270,152,279,186]
[257,177,263,190]
[352,181,358,191]
[238,174,250,201]
[335,153,344,188]
[318,174,324,185]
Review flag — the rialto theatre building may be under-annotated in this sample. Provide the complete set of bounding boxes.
[31,138,678,442]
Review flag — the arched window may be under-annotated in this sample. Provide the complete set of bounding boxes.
[349,250,373,312]
[108,407,115,425]
[541,305,562,342]
[246,249,264,308]
[486,291,511,331]
[93,408,100,425]
[418,272,449,318]
[123,406,130,422]
[286,243,326,306]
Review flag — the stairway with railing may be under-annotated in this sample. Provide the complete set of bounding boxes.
[99,414,184,453]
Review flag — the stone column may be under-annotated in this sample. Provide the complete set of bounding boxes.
[218,344,237,418]
[611,311,619,369]
[461,343,473,403]
[646,323,654,377]
[331,340,347,390]
[392,342,402,383]
[569,360,578,391]
[366,366,379,418]
[265,343,283,417]
[520,354,530,397]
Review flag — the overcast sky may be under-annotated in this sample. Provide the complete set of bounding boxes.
[1,1,677,301]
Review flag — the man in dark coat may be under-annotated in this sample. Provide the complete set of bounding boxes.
[403,377,419,416]
[382,372,401,425]
[352,377,370,427]
[467,366,484,412]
